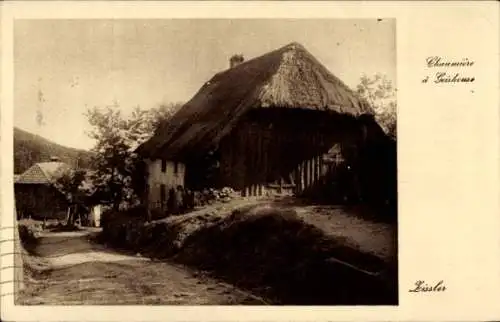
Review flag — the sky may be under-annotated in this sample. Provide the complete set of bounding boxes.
[14,19,396,150]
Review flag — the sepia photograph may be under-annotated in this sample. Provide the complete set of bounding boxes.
[13,18,397,306]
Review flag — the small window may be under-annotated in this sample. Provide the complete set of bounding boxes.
[174,162,179,175]
[160,184,166,207]
[161,159,167,173]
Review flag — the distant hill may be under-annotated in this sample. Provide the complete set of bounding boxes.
[14,127,94,174]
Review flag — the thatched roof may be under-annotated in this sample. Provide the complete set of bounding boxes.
[137,42,373,160]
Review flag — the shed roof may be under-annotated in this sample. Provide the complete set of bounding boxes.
[15,162,72,185]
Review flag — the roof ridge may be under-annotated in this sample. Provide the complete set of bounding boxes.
[212,41,305,77]
[283,41,305,50]
[37,163,56,182]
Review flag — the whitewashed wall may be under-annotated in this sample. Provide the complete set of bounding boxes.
[146,159,186,208]
[91,205,102,227]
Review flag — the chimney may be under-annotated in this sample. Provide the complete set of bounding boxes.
[229,54,244,68]
[50,156,61,162]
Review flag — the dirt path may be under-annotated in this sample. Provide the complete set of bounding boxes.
[292,205,395,262]
[19,229,266,305]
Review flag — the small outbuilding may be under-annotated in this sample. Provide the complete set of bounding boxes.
[14,157,72,220]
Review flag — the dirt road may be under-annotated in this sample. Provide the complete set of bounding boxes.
[19,229,266,305]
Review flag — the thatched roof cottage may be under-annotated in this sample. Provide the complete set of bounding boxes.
[137,42,396,209]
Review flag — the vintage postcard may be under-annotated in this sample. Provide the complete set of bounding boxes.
[1,1,499,321]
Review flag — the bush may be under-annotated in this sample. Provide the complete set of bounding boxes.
[18,220,42,254]
[100,205,149,249]
[48,223,82,232]
[194,187,238,206]
[43,220,65,230]
[150,208,168,221]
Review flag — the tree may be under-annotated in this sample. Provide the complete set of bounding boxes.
[85,102,181,211]
[356,73,397,139]
[54,168,87,226]
[145,102,182,134]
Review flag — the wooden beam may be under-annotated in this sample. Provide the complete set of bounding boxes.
[296,163,300,194]
[304,160,309,189]
[303,159,308,190]
[300,161,305,192]
[301,161,306,191]
[308,158,313,189]
[310,157,315,187]
[293,166,298,194]
[315,155,320,183]
[311,155,316,185]
[289,171,295,186]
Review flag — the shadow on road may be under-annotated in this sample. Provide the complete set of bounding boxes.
[169,206,398,305]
